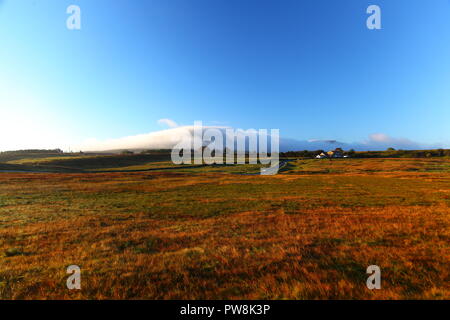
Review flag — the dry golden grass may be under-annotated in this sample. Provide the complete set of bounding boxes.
[0,158,449,299]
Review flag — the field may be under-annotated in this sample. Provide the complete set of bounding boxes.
[0,156,449,299]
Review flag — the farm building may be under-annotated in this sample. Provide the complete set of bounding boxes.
[327,150,344,158]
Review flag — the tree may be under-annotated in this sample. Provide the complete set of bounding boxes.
[387,147,395,151]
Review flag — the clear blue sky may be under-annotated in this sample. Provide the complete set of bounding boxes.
[1,0,450,150]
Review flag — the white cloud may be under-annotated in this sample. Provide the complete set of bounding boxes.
[3,109,443,153]
[157,118,178,128]
[75,128,443,152]
[368,133,392,143]
[75,122,230,152]
[77,126,193,151]
[281,134,442,152]
[362,133,421,150]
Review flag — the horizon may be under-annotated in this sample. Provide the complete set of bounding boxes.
[1,0,450,151]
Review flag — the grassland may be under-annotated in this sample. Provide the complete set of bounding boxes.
[0,156,449,299]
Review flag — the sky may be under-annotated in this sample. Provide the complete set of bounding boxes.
[1,0,450,151]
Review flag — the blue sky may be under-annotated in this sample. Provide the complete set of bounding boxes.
[1,0,450,151]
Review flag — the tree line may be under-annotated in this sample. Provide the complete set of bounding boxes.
[280,148,450,158]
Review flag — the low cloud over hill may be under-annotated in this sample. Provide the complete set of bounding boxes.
[74,119,440,152]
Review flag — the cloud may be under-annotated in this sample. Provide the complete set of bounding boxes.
[281,134,440,152]
[76,123,227,152]
[361,133,422,150]
[73,120,442,152]
[77,126,193,151]
[157,118,178,128]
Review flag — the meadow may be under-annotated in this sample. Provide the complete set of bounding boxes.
[0,156,449,299]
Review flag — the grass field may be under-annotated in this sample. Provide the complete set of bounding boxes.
[0,157,449,299]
